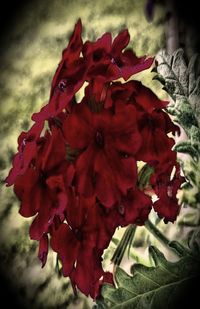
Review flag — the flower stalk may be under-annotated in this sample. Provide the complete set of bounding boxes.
[111,225,136,266]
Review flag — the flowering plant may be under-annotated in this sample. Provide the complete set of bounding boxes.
[6,20,183,299]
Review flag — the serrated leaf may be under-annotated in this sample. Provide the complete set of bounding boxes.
[155,49,200,130]
[173,141,199,160]
[98,246,200,309]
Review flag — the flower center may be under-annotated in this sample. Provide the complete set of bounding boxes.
[74,228,83,241]
[58,79,67,92]
[95,130,104,147]
[39,171,48,188]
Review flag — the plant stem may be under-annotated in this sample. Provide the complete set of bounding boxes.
[145,219,195,258]
[145,219,170,247]
[111,225,136,266]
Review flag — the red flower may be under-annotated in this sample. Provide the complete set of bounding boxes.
[83,29,154,81]
[151,165,183,222]
[5,122,44,186]
[50,195,111,297]
[123,81,179,166]
[121,188,152,225]
[32,19,86,122]
[38,234,49,268]
[51,19,83,95]
[14,126,74,240]
[51,187,123,296]
[63,100,142,207]
[32,24,154,123]
[6,20,184,299]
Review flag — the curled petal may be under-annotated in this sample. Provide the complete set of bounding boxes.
[38,234,49,268]
[122,189,152,225]
[63,103,93,149]
[112,29,130,58]
[51,223,79,276]
[14,168,40,218]
[5,122,44,186]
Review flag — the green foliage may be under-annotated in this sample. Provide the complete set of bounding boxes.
[137,164,154,190]
[155,49,200,208]
[111,225,137,266]
[96,245,200,309]
[155,49,200,131]
[173,141,199,161]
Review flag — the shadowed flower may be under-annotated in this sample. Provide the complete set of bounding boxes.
[5,19,184,299]
[5,122,44,186]
[14,126,74,240]
[50,194,118,297]
[63,101,142,207]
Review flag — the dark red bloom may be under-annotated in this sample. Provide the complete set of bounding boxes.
[63,101,142,207]
[6,20,184,299]
[32,19,86,122]
[38,234,49,268]
[83,29,154,81]
[51,19,83,95]
[121,188,152,225]
[50,194,116,297]
[32,22,153,123]
[128,81,179,166]
[151,165,183,223]
[14,126,74,240]
[6,122,44,186]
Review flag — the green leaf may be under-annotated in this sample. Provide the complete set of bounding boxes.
[154,49,200,207]
[111,225,137,266]
[173,141,199,160]
[155,49,200,130]
[188,227,200,253]
[138,164,154,190]
[98,246,200,309]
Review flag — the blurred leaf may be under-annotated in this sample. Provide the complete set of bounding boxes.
[97,246,200,309]
[138,164,154,190]
[155,49,200,208]
[82,298,91,309]
[111,225,137,266]
[178,209,200,227]
[188,227,200,253]
[155,49,200,131]
[173,141,199,160]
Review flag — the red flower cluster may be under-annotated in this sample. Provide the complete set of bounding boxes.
[6,20,183,298]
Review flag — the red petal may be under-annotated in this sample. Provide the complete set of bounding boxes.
[51,223,79,276]
[134,82,168,112]
[75,144,96,197]
[66,192,95,230]
[94,151,121,207]
[122,189,152,225]
[73,247,103,296]
[63,103,93,149]
[39,127,66,172]
[110,102,142,155]
[112,29,130,58]
[5,122,44,186]
[153,195,180,223]
[83,32,112,57]
[14,168,40,217]
[33,61,87,122]
[120,53,154,80]
[51,19,83,92]
[136,127,175,164]
[38,234,49,268]
[29,192,52,240]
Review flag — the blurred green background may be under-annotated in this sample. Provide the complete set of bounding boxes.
[0,0,187,308]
